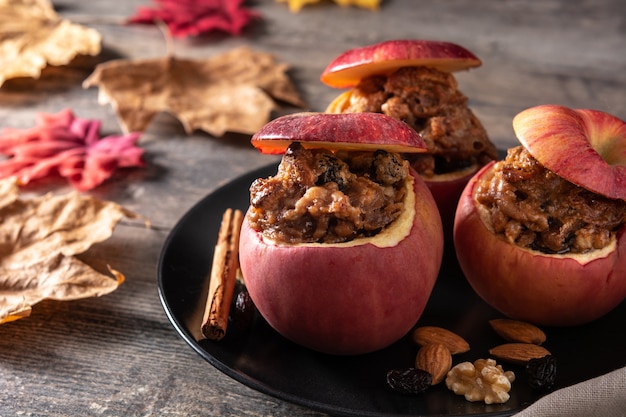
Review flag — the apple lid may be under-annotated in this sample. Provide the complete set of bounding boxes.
[251,112,427,155]
[513,104,626,200]
[320,39,481,89]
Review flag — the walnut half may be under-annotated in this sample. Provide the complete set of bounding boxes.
[445,358,516,404]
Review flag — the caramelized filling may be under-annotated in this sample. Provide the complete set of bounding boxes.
[248,142,409,244]
[337,66,497,177]
[475,146,626,254]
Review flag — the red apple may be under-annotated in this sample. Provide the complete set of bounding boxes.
[424,165,480,240]
[320,39,481,89]
[250,112,427,155]
[240,112,443,355]
[513,104,626,200]
[321,40,491,239]
[454,106,626,326]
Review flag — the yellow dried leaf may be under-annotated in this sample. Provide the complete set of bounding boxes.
[276,0,380,13]
[83,46,306,137]
[334,0,380,10]
[0,0,101,86]
[276,0,321,13]
[0,177,139,324]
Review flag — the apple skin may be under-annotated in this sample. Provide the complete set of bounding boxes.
[251,112,427,155]
[513,104,626,200]
[239,169,443,355]
[423,165,479,241]
[320,39,481,89]
[454,162,626,327]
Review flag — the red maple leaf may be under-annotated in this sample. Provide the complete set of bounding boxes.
[0,109,144,191]
[127,0,260,38]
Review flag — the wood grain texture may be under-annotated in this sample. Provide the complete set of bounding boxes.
[0,0,624,416]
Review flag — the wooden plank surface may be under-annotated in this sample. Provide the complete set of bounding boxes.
[1,0,624,416]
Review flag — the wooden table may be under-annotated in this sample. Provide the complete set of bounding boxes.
[1,0,624,416]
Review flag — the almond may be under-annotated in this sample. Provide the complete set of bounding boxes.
[489,318,546,345]
[415,343,452,385]
[489,343,551,365]
[412,326,470,354]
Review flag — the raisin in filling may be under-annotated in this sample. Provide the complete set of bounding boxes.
[475,146,626,254]
[247,142,409,244]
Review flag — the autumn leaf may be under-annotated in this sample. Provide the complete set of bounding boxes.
[0,0,101,87]
[0,177,139,324]
[0,109,144,191]
[127,0,260,38]
[83,46,306,137]
[334,0,380,9]
[276,0,380,13]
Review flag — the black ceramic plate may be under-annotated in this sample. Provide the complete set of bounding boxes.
[157,163,626,417]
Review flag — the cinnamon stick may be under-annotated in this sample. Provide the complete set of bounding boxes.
[201,208,244,341]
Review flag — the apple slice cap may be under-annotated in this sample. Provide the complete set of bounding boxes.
[320,39,482,89]
[251,112,427,155]
[513,104,626,200]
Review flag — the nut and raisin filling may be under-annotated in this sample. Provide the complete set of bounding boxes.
[475,146,626,254]
[247,142,409,244]
[338,66,497,177]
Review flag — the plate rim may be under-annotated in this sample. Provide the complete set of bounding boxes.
[156,161,625,417]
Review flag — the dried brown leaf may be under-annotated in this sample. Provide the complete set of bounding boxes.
[0,178,138,324]
[83,46,306,137]
[0,0,101,86]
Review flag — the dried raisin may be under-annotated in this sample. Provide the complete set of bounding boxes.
[386,368,432,395]
[229,287,255,331]
[526,354,557,391]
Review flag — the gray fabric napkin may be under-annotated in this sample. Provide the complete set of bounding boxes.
[513,366,626,417]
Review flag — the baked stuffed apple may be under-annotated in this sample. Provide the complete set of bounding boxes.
[454,104,626,326]
[321,39,498,233]
[239,112,444,355]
